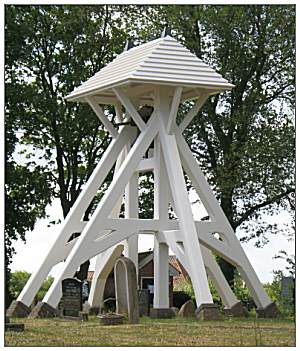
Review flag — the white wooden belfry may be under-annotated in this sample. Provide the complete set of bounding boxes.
[14,35,275,316]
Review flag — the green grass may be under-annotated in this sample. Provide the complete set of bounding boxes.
[5,316,295,347]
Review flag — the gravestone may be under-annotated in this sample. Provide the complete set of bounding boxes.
[195,303,223,321]
[178,299,196,318]
[114,257,139,324]
[281,276,294,300]
[5,323,25,332]
[280,276,295,314]
[61,278,82,317]
[138,289,150,316]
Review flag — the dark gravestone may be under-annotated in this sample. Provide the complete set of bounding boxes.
[138,289,150,316]
[281,276,294,299]
[61,278,82,317]
[5,323,25,332]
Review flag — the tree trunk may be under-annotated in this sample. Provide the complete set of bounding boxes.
[219,194,236,288]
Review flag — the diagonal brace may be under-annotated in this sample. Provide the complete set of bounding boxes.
[113,87,147,131]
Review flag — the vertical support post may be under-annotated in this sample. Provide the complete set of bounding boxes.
[153,135,170,308]
[153,240,169,308]
[124,169,139,274]
[157,87,213,307]
[123,103,139,274]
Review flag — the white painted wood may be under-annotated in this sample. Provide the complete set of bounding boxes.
[176,132,226,224]
[114,102,124,123]
[86,96,118,138]
[176,132,272,308]
[178,94,209,133]
[153,239,169,308]
[163,230,238,309]
[88,244,124,308]
[88,143,127,309]
[66,36,233,102]
[166,86,182,134]
[113,87,146,131]
[153,136,170,308]
[201,245,239,308]
[158,100,213,306]
[162,229,239,268]
[124,155,139,272]
[136,158,155,172]
[17,35,272,315]
[16,127,135,307]
[43,115,159,308]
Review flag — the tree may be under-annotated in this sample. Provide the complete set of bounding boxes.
[9,271,54,302]
[5,12,53,304]
[6,5,295,296]
[143,5,295,285]
[5,5,143,292]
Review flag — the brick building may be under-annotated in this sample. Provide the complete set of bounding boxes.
[87,251,182,306]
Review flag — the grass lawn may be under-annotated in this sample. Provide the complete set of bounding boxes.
[5,315,295,347]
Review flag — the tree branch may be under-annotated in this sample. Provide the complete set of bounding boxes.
[234,188,295,229]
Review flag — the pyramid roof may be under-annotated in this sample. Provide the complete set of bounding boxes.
[65,36,234,103]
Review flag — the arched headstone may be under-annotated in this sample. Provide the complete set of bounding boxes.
[114,257,139,324]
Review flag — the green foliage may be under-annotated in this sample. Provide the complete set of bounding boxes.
[163,5,295,246]
[9,271,54,302]
[138,173,154,219]
[174,277,221,305]
[274,251,295,278]
[4,5,140,295]
[174,278,195,301]
[264,271,295,317]
[9,271,31,300]
[233,273,255,310]
[36,275,55,301]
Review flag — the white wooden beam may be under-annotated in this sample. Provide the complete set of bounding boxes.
[153,136,170,308]
[16,126,134,307]
[153,239,169,308]
[88,143,127,309]
[114,102,124,124]
[164,231,239,309]
[178,94,209,133]
[85,96,118,138]
[113,87,147,131]
[201,245,239,308]
[88,245,124,308]
[159,124,213,306]
[136,157,155,172]
[166,86,183,134]
[42,115,159,308]
[124,159,139,272]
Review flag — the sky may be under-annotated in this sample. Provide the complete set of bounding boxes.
[10,191,295,284]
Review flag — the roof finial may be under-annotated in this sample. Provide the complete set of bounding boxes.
[161,26,171,38]
[123,39,134,52]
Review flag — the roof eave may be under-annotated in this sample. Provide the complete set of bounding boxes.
[65,78,234,103]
